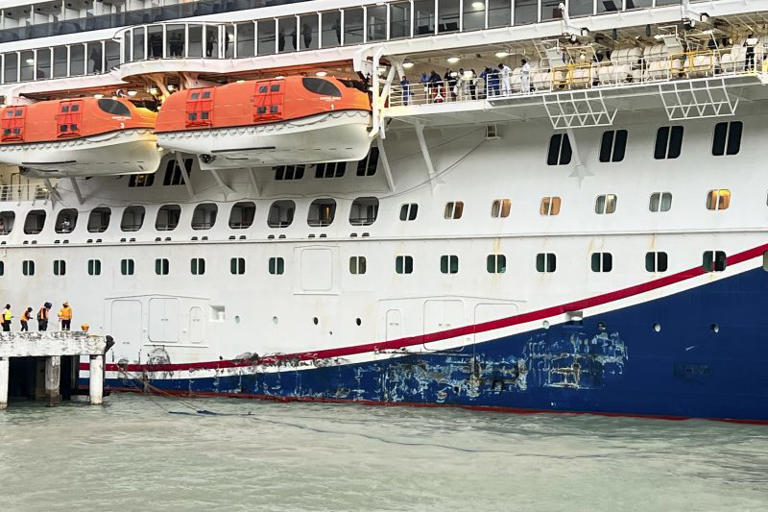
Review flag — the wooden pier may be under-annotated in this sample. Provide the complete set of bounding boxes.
[0,332,111,409]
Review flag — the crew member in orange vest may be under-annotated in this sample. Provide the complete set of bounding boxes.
[58,302,72,331]
[37,302,51,331]
[20,307,32,332]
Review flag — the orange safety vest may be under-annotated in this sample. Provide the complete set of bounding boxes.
[38,308,48,321]
[21,310,31,322]
[58,306,72,320]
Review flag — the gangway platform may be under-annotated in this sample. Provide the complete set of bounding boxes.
[0,332,112,409]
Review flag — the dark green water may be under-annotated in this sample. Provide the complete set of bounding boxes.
[1,393,766,511]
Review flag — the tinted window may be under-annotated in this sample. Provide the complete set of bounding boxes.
[302,77,342,97]
[97,99,131,117]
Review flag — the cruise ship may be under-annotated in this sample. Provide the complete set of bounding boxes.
[0,0,766,422]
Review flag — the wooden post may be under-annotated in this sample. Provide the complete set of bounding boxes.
[89,355,103,405]
[0,357,8,410]
[44,356,61,406]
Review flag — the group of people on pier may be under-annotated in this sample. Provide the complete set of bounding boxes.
[0,302,73,332]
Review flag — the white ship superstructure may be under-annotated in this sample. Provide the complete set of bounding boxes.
[0,0,766,420]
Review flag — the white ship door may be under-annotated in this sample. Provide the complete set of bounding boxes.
[149,298,180,343]
[110,300,143,349]
[385,309,402,341]
[189,306,205,344]
[423,300,464,335]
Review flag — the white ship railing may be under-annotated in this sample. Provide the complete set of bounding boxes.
[387,48,765,108]
[0,184,51,203]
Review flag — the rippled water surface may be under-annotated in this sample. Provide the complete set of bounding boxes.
[1,394,767,511]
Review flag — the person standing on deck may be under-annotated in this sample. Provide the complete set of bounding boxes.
[37,302,51,331]
[1,304,11,332]
[521,59,532,93]
[499,63,513,96]
[58,302,72,331]
[20,307,32,332]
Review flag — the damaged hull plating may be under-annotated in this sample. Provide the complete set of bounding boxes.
[101,266,768,422]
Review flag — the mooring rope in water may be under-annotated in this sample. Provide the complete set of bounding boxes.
[113,368,498,454]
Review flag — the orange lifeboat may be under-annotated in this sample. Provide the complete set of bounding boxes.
[0,97,159,177]
[155,76,372,169]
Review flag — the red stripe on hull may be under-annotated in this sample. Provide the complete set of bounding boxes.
[87,243,767,374]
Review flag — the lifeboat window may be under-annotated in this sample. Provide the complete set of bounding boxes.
[14,110,22,117]
[70,104,79,112]
[229,202,255,229]
[356,147,379,176]
[536,253,557,273]
[258,85,268,93]
[121,206,145,232]
[395,255,413,274]
[56,100,83,138]
[87,207,111,233]
[54,209,78,234]
[302,77,342,97]
[23,210,46,235]
[645,252,668,273]
[1,106,25,141]
[269,105,279,114]
[186,88,214,127]
[703,251,727,272]
[128,173,155,187]
[61,106,69,113]
[270,84,281,92]
[487,254,507,274]
[269,257,285,275]
[202,91,211,99]
[190,92,200,100]
[350,197,379,226]
[591,252,613,273]
[0,211,15,235]
[97,99,131,117]
[308,199,336,227]
[268,200,295,228]
[156,205,181,231]
[192,203,218,230]
[440,255,459,275]
[256,107,266,114]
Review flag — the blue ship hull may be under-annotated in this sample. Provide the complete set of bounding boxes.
[103,266,768,422]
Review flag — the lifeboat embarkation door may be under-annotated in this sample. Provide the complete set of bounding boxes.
[56,100,83,138]
[186,88,214,128]
[252,80,284,122]
[1,106,26,142]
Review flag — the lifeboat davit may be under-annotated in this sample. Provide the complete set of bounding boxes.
[155,76,372,169]
[0,98,159,177]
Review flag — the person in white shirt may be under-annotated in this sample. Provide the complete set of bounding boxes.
[521,59,532,93]
[499,63,513,96]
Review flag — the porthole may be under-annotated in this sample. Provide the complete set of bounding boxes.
[272,316,278,325]
[355,318,361,326]
[710,323,719,334]
[653,323,661,333]
[313,317,319,325]
[235,315,241,324]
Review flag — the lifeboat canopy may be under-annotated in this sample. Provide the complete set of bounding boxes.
[0,97,159,178]
[155,76,372,170]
